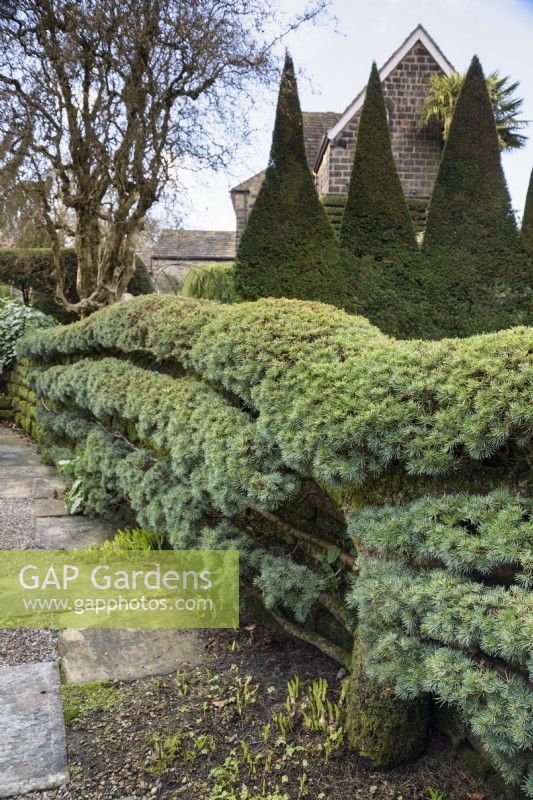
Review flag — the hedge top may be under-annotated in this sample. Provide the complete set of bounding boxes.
[19,294,533,487]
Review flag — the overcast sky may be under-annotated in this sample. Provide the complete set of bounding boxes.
[174,0,533,232]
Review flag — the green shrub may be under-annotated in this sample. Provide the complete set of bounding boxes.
[347,491,533,793]
[521,165,533,258]
[422,56,532,337]
[182,262,240,303]
[127,258,154,296]
[0,298,56,374]
[20,294,533,488]
[32,356,298,539]
[99,529,164,552]
[339,63,417,261]
[234,53,344,307]
[17,294,533,790]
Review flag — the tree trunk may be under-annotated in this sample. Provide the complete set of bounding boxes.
[75,209,101,302]
[345,635,429,768]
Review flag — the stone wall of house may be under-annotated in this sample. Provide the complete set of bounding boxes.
[316,142,331,197]
[327,41,443,198]
[230,171,267,240]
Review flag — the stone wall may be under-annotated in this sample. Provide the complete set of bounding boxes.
[327,42,443,198]
[150,259,198,292]
[231,171,267,240]
[316,142,331,197]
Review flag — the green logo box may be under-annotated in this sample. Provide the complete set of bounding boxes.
[0,549,239,629]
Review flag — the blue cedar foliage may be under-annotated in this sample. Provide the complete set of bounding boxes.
[20,294,533,485]
[18,294,533,792]
[36,407,323,624]
[347,494,533,794]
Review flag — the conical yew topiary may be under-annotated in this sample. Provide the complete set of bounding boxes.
[520,165,533,257]
[340,62,417,259]
[234,52,344,306]
[339,62,421,337]
[423,55,532,337]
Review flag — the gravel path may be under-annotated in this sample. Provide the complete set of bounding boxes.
[0,482,59,667]
[0,498,36,549]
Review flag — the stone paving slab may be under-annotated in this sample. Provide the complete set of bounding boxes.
[35,516,115,549]
[59,628,205,684]
[0,430,47,468]
[2,465,57,478]
[0,476,66,500]
[33,497,68,517]
[0,661,68,797]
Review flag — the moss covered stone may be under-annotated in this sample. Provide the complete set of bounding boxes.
[234,54,344,307]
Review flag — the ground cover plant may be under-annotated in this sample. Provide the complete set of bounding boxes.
[34,623,505,799]
[12,292,533,795]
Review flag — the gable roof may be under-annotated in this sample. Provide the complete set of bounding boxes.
[302,111,341,165]
[316,24,454,169]
[230,112,341,194]
[154,229,236,261]
[231,170,266,194]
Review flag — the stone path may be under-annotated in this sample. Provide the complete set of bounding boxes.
[0,424,205,797]
[0,662,68,798]
[0,427,71,798]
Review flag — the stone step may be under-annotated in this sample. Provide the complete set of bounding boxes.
[0,475,66,500]
[0,661,68,798]
[35,516,115,549]
[33,497,68,517]
[59,628,205,684]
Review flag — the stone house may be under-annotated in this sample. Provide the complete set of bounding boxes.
[152,24,453,275]
[231,24,453,239]
[150,229,236,289]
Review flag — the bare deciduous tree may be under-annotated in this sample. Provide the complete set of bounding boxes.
[0,0,327,315]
